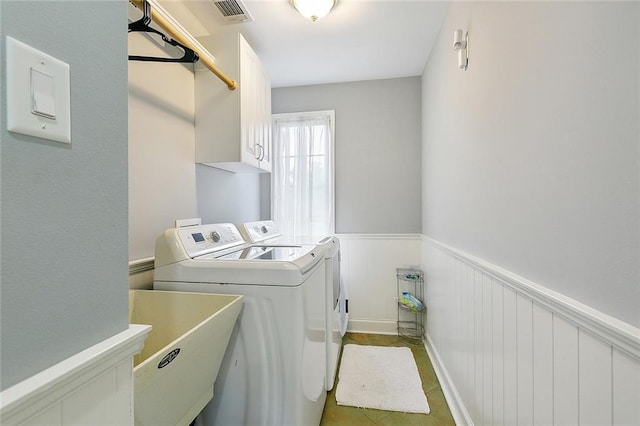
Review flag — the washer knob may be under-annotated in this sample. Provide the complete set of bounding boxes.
[261,225,268,234]
[210,231,221,242]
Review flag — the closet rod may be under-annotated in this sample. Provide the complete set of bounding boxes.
[130,0,237,90]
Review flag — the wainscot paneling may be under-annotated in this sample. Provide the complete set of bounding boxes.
[422,237,640,426]
[337,234,423,335]
[129,257,155,290]
[0,325,150,426]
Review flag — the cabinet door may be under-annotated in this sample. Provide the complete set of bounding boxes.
[257,61,272,172]
[239,38,259,167]
[237,36,272,172]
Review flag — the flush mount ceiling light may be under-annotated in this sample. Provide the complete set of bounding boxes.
[291,0,337,22]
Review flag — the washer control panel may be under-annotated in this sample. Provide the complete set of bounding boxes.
[177,223,245,258]
[239,220,282,243]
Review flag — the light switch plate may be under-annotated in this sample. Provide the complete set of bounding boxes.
[6,36,71,144]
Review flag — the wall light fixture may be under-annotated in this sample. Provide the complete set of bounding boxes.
[453,29,469,70]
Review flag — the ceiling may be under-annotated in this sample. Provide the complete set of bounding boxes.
[154,0,450,88]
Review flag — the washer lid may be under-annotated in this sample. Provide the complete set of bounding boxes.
[155,244,323,286]
[192,243,323,275]
[211,245,311,261]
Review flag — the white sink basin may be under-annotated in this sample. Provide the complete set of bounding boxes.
[129,290,243,426]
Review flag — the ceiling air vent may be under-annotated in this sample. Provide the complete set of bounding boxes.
[212,0,254,24]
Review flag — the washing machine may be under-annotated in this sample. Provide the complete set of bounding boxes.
[153,223,327,426]
[237,220,348,391]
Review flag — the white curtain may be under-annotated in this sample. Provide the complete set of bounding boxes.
[272,112,334,238]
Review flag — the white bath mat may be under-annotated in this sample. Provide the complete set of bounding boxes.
[335,344,430,414]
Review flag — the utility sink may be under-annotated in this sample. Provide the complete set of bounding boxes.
[129,290,243,426]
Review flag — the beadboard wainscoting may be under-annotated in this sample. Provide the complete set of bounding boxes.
[337,234,423,335]
[0,325,150,426]
[422,237,640,426]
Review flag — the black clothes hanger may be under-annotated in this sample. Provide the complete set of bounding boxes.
[128,0,199,64]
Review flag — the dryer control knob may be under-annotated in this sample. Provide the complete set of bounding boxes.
[210,231,221,242]
[261,225,268,234]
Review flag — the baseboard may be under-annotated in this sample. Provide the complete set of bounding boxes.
[346,319,397,335]
[424,333,473,426]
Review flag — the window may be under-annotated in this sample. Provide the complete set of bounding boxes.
[272,110,335,238]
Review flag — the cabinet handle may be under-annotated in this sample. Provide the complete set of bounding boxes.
[257,144,264,162]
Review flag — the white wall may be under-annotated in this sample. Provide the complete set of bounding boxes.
[421,2,640,424]
[1,1,129,390]
[421,1,640,328]
[128,26,198,260]
[127,11,265,260]
[272,77,422,234]
[423,238,640,426]
[1,326,149,426]
[338,234,422,334]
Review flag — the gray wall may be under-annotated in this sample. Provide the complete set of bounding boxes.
[273,77,422,234]
[196,165,266,224]
[1,1,129,389]
[422,1,640,327]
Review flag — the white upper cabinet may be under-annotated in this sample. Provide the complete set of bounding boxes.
[195,32,271,173]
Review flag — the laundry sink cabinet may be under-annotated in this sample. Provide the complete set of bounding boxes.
[129,290,243,426]
[195,32,272,173]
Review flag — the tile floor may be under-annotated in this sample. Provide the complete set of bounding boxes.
[320,333,455,426]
